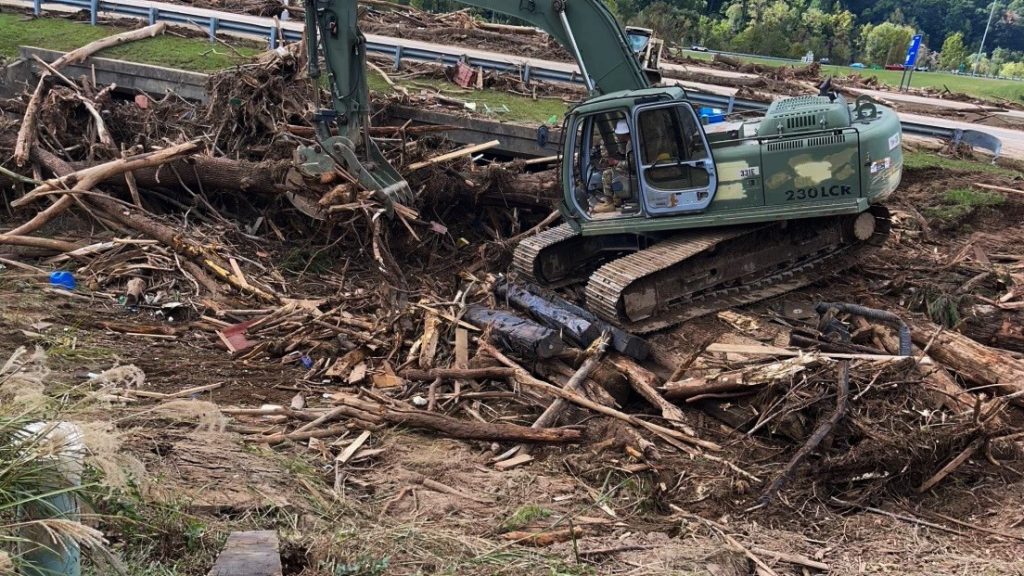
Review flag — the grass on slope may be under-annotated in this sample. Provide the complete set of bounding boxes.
[0,13,259,72]
[677,48,1024,104]
[367,72,569,125]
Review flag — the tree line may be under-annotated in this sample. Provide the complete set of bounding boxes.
[401,0,1024,75]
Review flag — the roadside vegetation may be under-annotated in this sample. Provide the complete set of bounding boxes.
[0,13,258,72]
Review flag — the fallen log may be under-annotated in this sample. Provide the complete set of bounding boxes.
[663,354,824,401]
[385,408,580,443]
[495,280,600,346]
[910,321,1024,403]
[499,282,649,360]
[13,141,201,208]
[464,305,564,359]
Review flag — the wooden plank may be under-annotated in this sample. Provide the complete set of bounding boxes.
[406,140,500,171]
[705,343,931,364]
[209,531,281,576]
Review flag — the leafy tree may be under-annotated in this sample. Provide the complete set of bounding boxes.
[864,22,915,65]
[1001,60,1024,78]
[629,0,707,44]
[939,31,970,70]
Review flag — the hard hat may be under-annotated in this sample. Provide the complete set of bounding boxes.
[614,119,630,135]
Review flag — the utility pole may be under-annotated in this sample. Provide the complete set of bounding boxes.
[972,1,998,76]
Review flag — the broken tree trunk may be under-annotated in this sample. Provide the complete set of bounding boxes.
[608,353,695,435]
[531,334,611,429]
[78,156,290,199]
[910,321,1024,403]
[464,305,564,359]
[663,354,825,401]
[13,141,201,208]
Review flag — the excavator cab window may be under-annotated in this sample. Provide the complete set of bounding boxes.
[569,109,642,220]
[633,102,717,215]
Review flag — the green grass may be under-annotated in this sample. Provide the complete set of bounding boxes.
[368,72,568,125]
[923,186,1006,222]
[676,48,1024,104]
[0,13,259,72]
[498,504,552,532]
[903,151,1018,177]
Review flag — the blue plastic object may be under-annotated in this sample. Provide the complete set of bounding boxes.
[300,355,314,369]
[49,271,76,290]
[699,107,725,124]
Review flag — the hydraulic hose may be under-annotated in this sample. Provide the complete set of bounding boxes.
[815,302,911,356]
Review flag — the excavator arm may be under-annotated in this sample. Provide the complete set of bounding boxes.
[297,0,649,213]
[440,0,650,95]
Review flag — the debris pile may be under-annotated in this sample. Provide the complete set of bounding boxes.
[3,24,1024,571]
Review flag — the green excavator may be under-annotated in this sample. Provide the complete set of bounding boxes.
[299,0,903,333]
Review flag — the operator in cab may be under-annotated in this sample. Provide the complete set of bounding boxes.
[594,119,636,214]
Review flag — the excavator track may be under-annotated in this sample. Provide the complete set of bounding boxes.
[513,208,890,334]
[513,224,579,285]
[586,207,890,333]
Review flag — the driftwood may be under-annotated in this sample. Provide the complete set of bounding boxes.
[910,321,1024,402]
[608,354,694,434]
[760,361,850,505]
[401,367,514,381]
[531,333,610,429]
[13,141,201,208]
[13,23,168,166]
[24,145,278,301]
[663,354,824,401]
[479,340,721,452]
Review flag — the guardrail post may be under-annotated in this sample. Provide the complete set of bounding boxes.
[726,96,735,115]
[268,28,278,50]
[208,17,218,42]
[89,0,98,25]
[392,45,403,72]
[33,0,41,16]
[522,63,531,87]
[148,6,157,25]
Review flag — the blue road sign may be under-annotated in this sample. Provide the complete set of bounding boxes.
[905,34,923,67]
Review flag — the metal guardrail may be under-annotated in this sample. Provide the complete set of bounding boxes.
[15,0,978,143]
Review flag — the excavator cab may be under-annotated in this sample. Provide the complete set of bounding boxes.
[566,91,717,222]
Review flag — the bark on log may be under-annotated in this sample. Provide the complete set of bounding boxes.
[499,282,649,360]
[910,321,1024,403]
[663,355,823,401]
[464,305,564,359]
[495,280,601,346]
[959,304,1024,354]
[77,156,291,198]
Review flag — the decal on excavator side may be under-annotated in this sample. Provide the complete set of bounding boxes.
[784,184,853,201]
